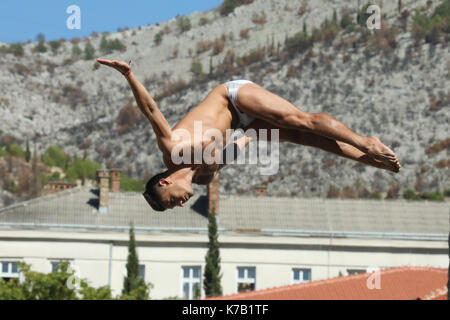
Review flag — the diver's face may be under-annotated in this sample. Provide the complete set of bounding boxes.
[159,179,194,209]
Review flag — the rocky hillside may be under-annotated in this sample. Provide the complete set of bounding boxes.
[0,0,448,200]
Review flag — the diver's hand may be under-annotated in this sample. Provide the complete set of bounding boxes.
[96,58,131,76]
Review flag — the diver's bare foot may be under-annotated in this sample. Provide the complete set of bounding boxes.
[365,136,401,172]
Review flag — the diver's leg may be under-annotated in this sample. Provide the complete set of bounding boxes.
[236,83,401,171]
[246,119,399,173]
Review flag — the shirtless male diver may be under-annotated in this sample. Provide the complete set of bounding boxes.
[97,58,401,211]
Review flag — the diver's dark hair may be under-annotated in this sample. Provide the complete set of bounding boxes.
[142,170,170,212]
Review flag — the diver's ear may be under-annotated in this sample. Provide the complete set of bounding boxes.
[159,178,172,186]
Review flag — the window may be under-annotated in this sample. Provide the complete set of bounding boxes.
[139,265,146,280]
[1,261,19,281]
[50,260,72,273]
[292,268,311,284]
[237,267,256,293]
[347,269,366,275]
[181,266,201,300]
[51,261,60,273]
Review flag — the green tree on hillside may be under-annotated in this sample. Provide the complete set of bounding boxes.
[72,44,82,58]
[6,143,25,158]
[84,41,95,60]
[9,43,24,57]
[120,174,144,192]
[176,15,192,34]
[220,0,254,16]
[65,157,101,183]
[41,145,68,168]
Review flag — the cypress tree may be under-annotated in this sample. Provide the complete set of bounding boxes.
[121,222,152,300]
[25,139,31,162]
[203,208,223,297]
[122,222,140,295]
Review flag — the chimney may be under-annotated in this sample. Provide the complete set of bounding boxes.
[111,169,121,193]
[97,169,110,213]
[43,181,76,195]
[207,172,219,215]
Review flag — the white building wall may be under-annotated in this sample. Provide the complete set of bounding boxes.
[0,229,447,299]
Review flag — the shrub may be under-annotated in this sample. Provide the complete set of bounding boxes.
[65,157,101,182]
[403,189,421,200]
[116,103,143,135]
[434,159,449,168]
[220,0,254,16]
[240,28,250,39]
[100,36,126,53]
[79,140,91,150]
[9,43,25,57]
[121,174,144,192]
[322,23,340,46]
[84,42,95,60]
[236,47,265,67]
[368,192,382,200]
[421,191,444,201]
[212,38,225,55]
[366,24,398,54]
[190,59,204,77]
[215,50,237,76]
[252,11,267,25]
[412,1,450,44]
[6,143,25,158]
[71,43,82,57]
[286,65,295,77]
[298,4,307,16]
[49,40,61,54]
[357,3,374,27]
[9,63,33,76]
[285,31,311,55]
[61,84,88,108]
[154,31,163,46]
[342,186,357,198]
[154,79,189,101]
[426,138,450,154]
[340,12,354,30]
[196,40,213,54]
[176,15,191,34]
[326,185,340,198]
[199,17,210,26]
[34,41,47,53]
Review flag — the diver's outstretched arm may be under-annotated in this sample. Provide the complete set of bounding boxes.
[97,58,173,154]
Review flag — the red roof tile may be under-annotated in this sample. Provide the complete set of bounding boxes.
[207,267,447,300]
[421,285,448,300]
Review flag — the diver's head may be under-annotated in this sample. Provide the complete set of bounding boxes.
[143,170,194,211]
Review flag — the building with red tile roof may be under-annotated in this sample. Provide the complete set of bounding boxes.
[207,267,448,300]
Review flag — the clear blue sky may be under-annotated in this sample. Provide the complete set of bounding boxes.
[0,0,224,43]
